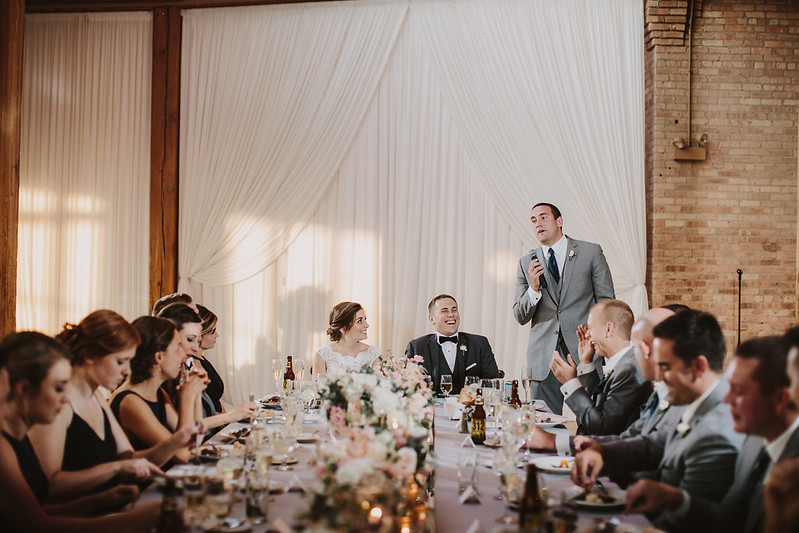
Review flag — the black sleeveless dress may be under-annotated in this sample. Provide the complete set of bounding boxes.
[109,389,171,451]
[3,430,49,502]
[62,406,119,472]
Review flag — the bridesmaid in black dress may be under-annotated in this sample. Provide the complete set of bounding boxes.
[0,331,160,531]
[28,310,199,500]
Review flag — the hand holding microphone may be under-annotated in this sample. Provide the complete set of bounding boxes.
[528,256,547,290]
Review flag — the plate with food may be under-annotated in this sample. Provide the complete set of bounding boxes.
[260,395,282,409]
[535,413,568,428]
[219,425,251,442]
[571,486,626,510]
[193,443,233,461]
[531,456,573,474]
[297,432,319,444]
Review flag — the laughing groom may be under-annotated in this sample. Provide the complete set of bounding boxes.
[406,294,501,396]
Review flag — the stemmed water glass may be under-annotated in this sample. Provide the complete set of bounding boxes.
[521,365,533,404]
[440,374,453,398]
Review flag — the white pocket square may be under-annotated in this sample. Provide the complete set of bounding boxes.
[465,363,477,371]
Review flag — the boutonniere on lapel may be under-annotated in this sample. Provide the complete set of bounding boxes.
[675,422,691,439]
[658,398,670,412]
[568,250,576,261]
[459,345,467,353]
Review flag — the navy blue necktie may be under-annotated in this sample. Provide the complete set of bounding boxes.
[548,249,560,283]
[741,448,771,500]
[641,393,659,424]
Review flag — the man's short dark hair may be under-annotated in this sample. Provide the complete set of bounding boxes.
[428,294,457,315]
[532,202,561,219]
[652,310,726,372]
[661,303,691,314]
[735,336,790,396]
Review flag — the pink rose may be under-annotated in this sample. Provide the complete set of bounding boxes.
[329,406,346,428]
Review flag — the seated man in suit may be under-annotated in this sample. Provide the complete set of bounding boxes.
[548,299,652,436]
[406,294,500,395]
[627,335,799,533]
[527,306,680,456]
[572,310,744,532]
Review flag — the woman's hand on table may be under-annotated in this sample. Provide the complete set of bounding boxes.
[99,483,141,510]
[230,401,258,422]
[118,458,164,482]
[624,478,684,514]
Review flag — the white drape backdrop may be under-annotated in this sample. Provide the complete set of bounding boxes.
[180,0,646,405]
[18,13,152,332]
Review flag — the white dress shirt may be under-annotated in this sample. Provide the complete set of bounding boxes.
[438,333,459,373]
[526,235,569,304]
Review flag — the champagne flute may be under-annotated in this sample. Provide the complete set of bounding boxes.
[440,374,453,399]
[521,366,533,404]
[295,359,305,384]
[271,357,282,394]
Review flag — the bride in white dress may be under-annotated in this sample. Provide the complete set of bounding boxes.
[313,302,381,377]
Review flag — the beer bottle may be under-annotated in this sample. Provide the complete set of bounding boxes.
[471,389,486,445]
[283,356,295,392]
[519,464,544,531]
[509,380,522,408]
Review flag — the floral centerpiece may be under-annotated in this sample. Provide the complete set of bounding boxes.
[300,352,436,531]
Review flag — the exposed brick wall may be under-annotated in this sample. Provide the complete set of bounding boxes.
[645,0,799,350]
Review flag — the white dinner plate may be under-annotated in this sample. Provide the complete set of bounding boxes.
[531,456,573,474]
[571,487,626,510]
[218,425,251,441]
[297,432,318,444]
[535,414,568,428]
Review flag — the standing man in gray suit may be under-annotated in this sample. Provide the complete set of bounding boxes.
[572,310,743,532]
[513,202,615,414]
[631,335,799,533]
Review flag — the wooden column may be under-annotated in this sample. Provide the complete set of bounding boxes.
[0,0,24,335]
[149,6,181,310]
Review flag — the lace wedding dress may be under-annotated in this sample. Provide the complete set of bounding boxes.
[314,344,381,374]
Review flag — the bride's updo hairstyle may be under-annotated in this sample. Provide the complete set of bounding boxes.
[56,310,141,365]
[327,302,364,342]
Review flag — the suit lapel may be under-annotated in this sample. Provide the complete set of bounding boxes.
[661,380,728,466]
[427,336,445,388]
[453,335,468,391]
[745,425,799,533]
[559,237,578,301]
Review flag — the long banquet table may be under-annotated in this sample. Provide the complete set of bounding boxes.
[142,405,658,532]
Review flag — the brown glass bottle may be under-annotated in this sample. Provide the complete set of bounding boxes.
[157,477,186,532]
[471,390,486,445]
[283,356,295,392]
[519,464,544,531]
[509,380,522,407]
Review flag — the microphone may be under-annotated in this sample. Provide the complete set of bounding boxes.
[533,255,547,289]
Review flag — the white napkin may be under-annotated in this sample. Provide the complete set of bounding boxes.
[271,517,292,533]
[460,435,476,448]
[464,519,482,533]
[459,484,481,505]
[444,397,462,420]
[284,475,307,493]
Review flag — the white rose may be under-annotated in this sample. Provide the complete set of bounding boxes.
[394,447,418,476]
[336,457,373,486]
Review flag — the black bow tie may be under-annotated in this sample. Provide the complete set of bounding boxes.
[439,335,459,344]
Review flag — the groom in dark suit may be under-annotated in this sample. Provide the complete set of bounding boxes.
[406,294,500,395]
[513,202,615,414]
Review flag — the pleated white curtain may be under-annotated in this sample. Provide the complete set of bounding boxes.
[180,0,645,405]
[18,13,152,332]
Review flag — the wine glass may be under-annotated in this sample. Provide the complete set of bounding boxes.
[295,359,305,384]
[521,366,533,404]
[271,357,282,394]
[440,374,453,398]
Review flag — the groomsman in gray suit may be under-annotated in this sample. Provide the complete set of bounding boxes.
[526,306,680,457]
[549,299,651,435]
[513,202,614,414]
[629,335,799,533]
[572,310,743,532]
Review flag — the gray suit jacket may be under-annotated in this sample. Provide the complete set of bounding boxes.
[685,426,799,533]
[564,348,653,435]
[601,379,743,532]
[512,237,615,380]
